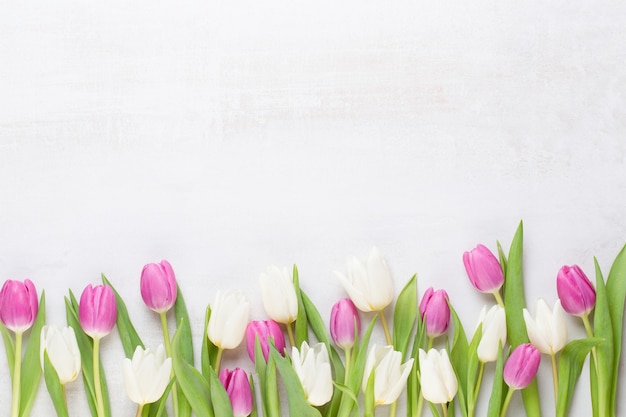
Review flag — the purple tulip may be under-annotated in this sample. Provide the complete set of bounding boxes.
[245,320,285,363]
[219,368,253,417]
[0,279,38,333]
[330,298,361,350]
[419,287,450,338]
[79,284,117,339]
[463,244,504,293]
[503,344,541,390]
[140,260,177,313]
[556,265,596,317]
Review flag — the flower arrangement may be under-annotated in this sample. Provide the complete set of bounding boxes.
[1,221,624,417]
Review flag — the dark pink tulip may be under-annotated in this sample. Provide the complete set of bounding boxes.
[556,265,596,317]
[503,343,541,390]
[0,279,38,333]
[79,284,117,339]
[219,368,253,417]
[463,244,504,293]
[140,260,177,313]
[419,287,450,338]
[245,320,285,363]
[330,298,361,349]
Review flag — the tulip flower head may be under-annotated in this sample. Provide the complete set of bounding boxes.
[419,287,451,338]
[291,341,333,406]
[259,265,298,324]
[503,343,541,390]
[140,260,177,314]
[79,284,117,340]
[330,298,361,350]
[0,279,38,334]
[556,265,596,317]
[245,320,285,363]
[207,290,250,350]
[476,304,507,363]
[523,298,568,355]
[418,348,458,404]
[40,325,81,384]
[463,244,505,293]
[123,345,172,406]
[362,345,414,405]
[219,368,253,417]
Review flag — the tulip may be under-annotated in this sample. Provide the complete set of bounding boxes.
[362,345,414,405]
[140,260,177,314]
[503,343,541,390]
[463,244,505,294]
[123,345,172,407]
[556,265,596,318]
[40,325,81,384]
[259,265,298,325]
[330,298,361,350]
[0,279,38,334]
[207,290,250,350]
[523,298,567,356]
[291,341,333,406]
[78,284,117,340]
[419,287,450,339]
[219,368,253,417]
[245,320,285,363]
[418,348,458,404]
[476,305,507,363]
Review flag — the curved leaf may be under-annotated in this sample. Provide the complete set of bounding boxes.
[43,352,69,417]
[19,291,46,417]
[270,348,322,417]
[393,274,417,357]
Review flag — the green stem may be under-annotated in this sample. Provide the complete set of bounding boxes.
[550,353,558,404]
[389,401,397,417]
[415,392,424,417]
[441,403,449,417]
[215,348,224,374]
[378,310,392,345]
[10,331,23,417]
[469,362,485,417]
[135,404,144,417]
[93,337,106,417]
[286,322,296,348]
[343,346,352,385]
[493,291,505,308]
[427,337,434,350]
[500,388,515,417]
[160,312,179,417]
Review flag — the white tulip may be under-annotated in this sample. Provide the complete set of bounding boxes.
[476,305,507,362]
[362,345,414,405]
[123,345,172,405]
[207,290,250,349]
[40,325,81,384]
[259,265,298,324]
[418,348,458,404]
[523,298,568,355]
[335,247,394,312]
[291,341,333,406]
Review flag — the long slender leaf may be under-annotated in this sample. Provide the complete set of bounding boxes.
[593,258,613,416]
[293,265,309,346]
[207,366,234,417]
[265,354,281,417]
[393,274,417,358]
[487,343,505,417]
[605,244,626,411]
[364,369,376,417]
[174,284,193,417]
[19,291,46,417]
[201,305,219,381]
[0,323,15,376]
[43,352,69,417]
[102,275,144,356]
[449,303,470,417]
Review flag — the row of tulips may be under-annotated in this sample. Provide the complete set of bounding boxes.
[0,222,625,417]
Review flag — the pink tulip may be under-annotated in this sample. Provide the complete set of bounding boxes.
[419,287,450,338]
[79,284,117,339]
[0,279,38,333]
[140,260,177,313]
[245,320,285,363]
[330,298,361,350]
[503,344,541,390]
[463,244,504,293]
[556,265,596,317]
[219,368,253,417]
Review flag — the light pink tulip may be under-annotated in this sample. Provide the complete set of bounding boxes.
[463,244,504,293]
[503,344,541,390]
[419,287,450,338]
[245,320,285,363]
[330,298,361,350]
[219,368,253,417]
[79,284,117,339]
[556,265,595,317]
[0,279,38,333]
[140,260,177,313]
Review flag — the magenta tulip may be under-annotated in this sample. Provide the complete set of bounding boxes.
[79,284,117,339]
[140,260,177,313]
[245,320,285,363]
[219,368,253,417]
[556,265,596,317]
[0,279,38,334]
[503,344,541,390]
[330,298,361,350]
[463,244,504,293]
[419,287,450,338]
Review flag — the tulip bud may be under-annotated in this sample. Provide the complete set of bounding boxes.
[291,342,333,406]
[259,266,298,324]
[207,290,250,350]
[330,298,361,350]
[40,325,81,384]
[463,244,505,293]
[245,320,285,363]
[140,260,177,314]
[556,265,596,317]
[0,279,38,334]
[523,298,567,355]
[123,345,172,406]
[418,348,458,404]
[334,247,394,312]
[79,284,117,339]
[419,287,450,338]
[362,345,414,405]
[476,305,507,363]
[503,343,541,390]
[219,368,253,417]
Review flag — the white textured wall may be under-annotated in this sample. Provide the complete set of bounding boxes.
[1,0,625,416]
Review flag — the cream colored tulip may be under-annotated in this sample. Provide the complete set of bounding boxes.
[207,290,250,349]
[123,345,172,405]
[362,345,414,405]
[291,341,333,406]
[476,305,507,362]
[418,348,458,404]
[523,299,568,355]
[40,325,81,384]
[260,265,298,324]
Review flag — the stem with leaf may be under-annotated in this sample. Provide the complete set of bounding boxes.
[10,331,22,417]
[160,311,179,417]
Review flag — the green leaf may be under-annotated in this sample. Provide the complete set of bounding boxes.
[201,305,219,381]
[0,322,15,377]
[249,373,258,417]
[148,378,175,417]
[593,258,613,416]
[174,284,193,417]
[496,240,507,278]
[43,351,69,417]
[449,302,470,417]
[207,366,234,417]
[265,354,281,417]
[487,343,505,417]
[101,275,144,357]
[393,274,417,358]
[293,265,310,346]
[363,368,376,417]
[271,347,323,416]
[19,291,46,417]
[333,382,361,416]
[605,243,626,410]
